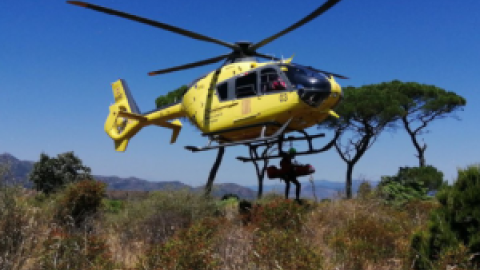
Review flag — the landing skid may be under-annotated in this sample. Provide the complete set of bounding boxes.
[237,131,329,162]
[185,118,293,152]
[185,116,340,161]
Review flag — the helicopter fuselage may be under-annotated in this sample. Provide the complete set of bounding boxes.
[104,60,341,151]
[181,60,342,141]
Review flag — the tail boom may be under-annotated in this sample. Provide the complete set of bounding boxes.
[104,79,186,151]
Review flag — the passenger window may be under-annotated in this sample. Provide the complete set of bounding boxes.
[261,68,286,93]
[216,82,228,101]
[235,72,257,99]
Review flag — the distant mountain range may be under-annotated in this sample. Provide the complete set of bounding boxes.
[0,153,376,200]
[0,153,34,188]
[248,178,375,199]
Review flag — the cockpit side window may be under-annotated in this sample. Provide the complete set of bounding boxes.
[235,72,257,99]
[216,82,228,101]
[261,67,287,94]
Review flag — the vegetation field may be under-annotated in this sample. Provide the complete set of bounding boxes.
[1,163,479,270]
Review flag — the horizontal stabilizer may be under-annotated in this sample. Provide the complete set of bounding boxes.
[118,111,147,122]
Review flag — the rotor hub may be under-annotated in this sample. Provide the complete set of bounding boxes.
[235,41,254,54]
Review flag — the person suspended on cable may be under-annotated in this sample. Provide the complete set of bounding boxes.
[280,147,301,202]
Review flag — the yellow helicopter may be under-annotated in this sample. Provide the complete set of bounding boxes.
[68,0,347,161]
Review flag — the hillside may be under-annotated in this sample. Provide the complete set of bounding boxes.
[0,153,34,187]
[0,153,257,199]
[94,175,188,191]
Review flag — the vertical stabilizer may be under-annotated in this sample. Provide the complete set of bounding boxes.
[113,79,140,114]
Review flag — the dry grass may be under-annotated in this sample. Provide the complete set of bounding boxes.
[0,179,438,270]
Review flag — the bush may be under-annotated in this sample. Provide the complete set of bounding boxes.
[251,228,323,270]
[376,180,429,207]
[139,217,223,270]
[403,199,439,228]
[103,199,124,214]
[0,165,40,270]
[238,199,254,224]
[357,181,373,199]
[41,227,114,270]
[329,209,409,269]
[309,199,419,269]
[411,165,480,270]
[239,198,322,269]
[395,166,444,191]
[106,189,219,249]
[376,166,443,206]
[249,198,308,232]
[56,179,106,228]
[221,193,239,201]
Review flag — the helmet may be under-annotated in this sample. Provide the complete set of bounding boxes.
[288,148,296,155]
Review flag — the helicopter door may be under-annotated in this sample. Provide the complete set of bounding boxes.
[205,81,236,129]
[233,72,258,123]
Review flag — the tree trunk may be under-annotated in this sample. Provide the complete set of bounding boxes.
[418,151,426,167]
[257,172,264,199]
[251,151,268,199]
[335,132,370,199]
[345,162,354,199]
[205,147,225,196]
[257,164,269,199]
[249,145,275,199]
[402,116,427,167]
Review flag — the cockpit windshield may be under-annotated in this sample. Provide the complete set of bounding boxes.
[280,64,332,107]
[280,64,330,90]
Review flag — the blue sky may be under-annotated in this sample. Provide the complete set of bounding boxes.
[1,0,479,186]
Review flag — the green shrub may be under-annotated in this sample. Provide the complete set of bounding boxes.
[377,180,429,206]
[376,166,443,206]
[411,165,480,270]
[103,199,124,214]
[56,179,106,228]
[395,166,444,191]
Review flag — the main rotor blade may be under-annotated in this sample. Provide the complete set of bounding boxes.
[67,1,238,51]
[305,65,349,79]
[148,54,230,76]
[250,0,342,51]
